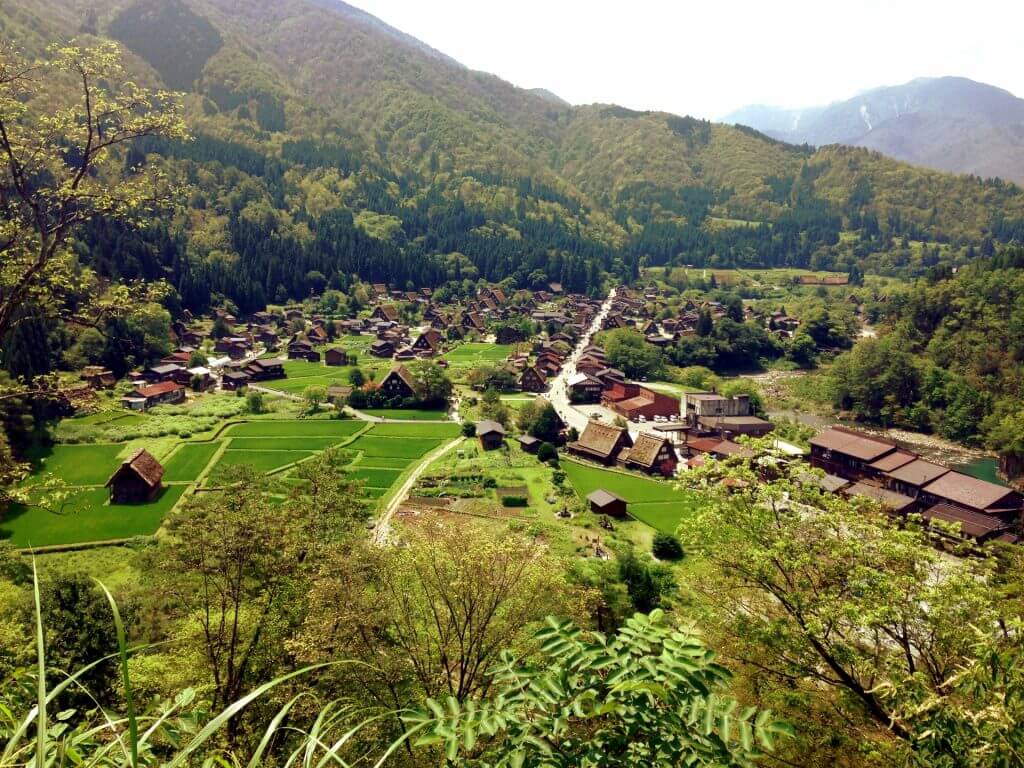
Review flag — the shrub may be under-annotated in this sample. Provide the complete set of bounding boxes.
[482,477,497,488]
[537,442,558,464]
[461,422,477,437]
[247,390,266,414]
[501,495,529,507]
[652,532,684,561]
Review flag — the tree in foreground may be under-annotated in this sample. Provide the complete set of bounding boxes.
[676,441,1024,766]
[0,40,186,505]
[0,40,186,356]
[407,610,791,766]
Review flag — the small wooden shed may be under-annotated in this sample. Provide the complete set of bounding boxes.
[587,489,627,518]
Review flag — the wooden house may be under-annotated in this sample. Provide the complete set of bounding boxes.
[324,348,349,366]
[379,364,417,400]
[567,422,632,466]
[370,339,395,358]
[520,366,548,393]
[105,449,164,503]
[619,433,678,477]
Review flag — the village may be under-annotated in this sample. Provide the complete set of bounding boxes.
[4,271,1016,559]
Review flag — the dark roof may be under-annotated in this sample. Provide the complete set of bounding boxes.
[884,458,949,487]
[251,357,284,369]
[810,427,895,462]
[923,471,1019,512]
[868,450,918,473]
[105,448,164,489]
[148,363,183,375]
[709,440,755,458]
[922,503,1010,539]
[687,437,726,454]
[517,435,540,446]
[587,489,623,507]
[698,416,771,427]
[476,420,506,437]
[417,329,443,347]
[796,471,850,493]
[842,482,916,512]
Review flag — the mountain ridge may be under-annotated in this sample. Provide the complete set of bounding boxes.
[724,76,1024,183]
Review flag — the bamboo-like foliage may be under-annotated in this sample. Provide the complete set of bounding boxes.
[406,611,789,766]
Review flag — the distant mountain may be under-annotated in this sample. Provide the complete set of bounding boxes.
[724,77,1024,183]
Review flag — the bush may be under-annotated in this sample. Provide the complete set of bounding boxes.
[651,533,684,561]
[461,422,477,437]
[482,477,497,488]
[246,390,266,414]
[501,495,529,507]
[537,442,558,464]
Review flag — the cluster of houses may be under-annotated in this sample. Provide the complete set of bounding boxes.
[564,389,776,480]
[599,284,812,343]
[566,414,1024,550]
[809,425,1024,545]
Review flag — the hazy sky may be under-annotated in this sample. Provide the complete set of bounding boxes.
[350,0,1023,119]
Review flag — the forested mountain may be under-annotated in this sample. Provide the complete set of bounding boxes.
[725,77,1024,184]
[5,0,1024,313]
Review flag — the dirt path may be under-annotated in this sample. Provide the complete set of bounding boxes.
[372,436,464,545]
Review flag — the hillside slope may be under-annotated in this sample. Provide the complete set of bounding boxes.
[5,0,1024,312]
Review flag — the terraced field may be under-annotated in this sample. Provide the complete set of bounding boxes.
[4,418,460,548]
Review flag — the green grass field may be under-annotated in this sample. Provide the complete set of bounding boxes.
[361,408,449,421]
[348,435,442,459]
[29,444,127,486]
[369,422,462,438]
[11,418,451,548]
[66,411,147,427]
[346,467,403,488]
[627,502,697,534]
[224,420,364,438]
[562,460,699,534]
[354,456,415,469]
[210,450,314,477]
[162,442,223,482]
[0,486,188,548]
[227,436,357,451]
[445,343,513,363]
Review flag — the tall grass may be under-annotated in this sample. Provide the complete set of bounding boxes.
[1,562,426,768]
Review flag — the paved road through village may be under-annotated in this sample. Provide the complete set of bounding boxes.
[545,287,617,434]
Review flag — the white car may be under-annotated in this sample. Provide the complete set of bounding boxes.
[638,415,647,423]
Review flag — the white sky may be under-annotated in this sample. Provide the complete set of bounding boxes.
[348,0,1023,119]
